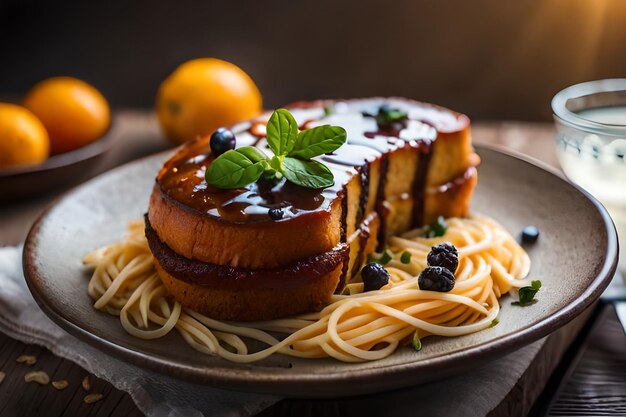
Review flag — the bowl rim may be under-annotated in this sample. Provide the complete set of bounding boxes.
[0,121,116,177]
[552,78,626,137]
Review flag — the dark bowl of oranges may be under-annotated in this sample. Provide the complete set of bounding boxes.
[0,77,113,202]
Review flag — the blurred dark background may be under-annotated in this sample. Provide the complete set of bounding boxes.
[1,0,625,121]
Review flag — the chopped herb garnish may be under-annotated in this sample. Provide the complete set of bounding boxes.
[512,280,542,306]
[400,251,412,264]
[377,109,408,126]
[375,105,408,129]
[323,105,332,116]
[205,108,347,189]
[363,105,409,129]
[412,331,422,351]
[368,250,393,265]
[424,216,448,238]
[490,318,500,328]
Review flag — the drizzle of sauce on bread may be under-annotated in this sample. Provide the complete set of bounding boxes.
[157,98,467,230]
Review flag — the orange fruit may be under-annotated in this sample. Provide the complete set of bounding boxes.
[0,103,50,168]
[156,58,262,145]
[24,77,110,155]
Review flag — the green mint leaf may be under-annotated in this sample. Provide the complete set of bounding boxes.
[412,331,422,351]
[236,146,268,164]
[289,125,347,159]
[205,148,267,189]
[512,282,541,306]
[425,216,448,238]
[266,108,298,156]
[282,157,334,189]
[400,251,412,264]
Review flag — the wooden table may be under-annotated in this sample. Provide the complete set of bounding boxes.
[0,113,624,416]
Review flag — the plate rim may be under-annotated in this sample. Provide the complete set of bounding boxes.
[22,143,619,397]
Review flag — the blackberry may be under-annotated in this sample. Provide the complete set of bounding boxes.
[427,242,459,272]
[418,266,455,292]
[361,263,390,292]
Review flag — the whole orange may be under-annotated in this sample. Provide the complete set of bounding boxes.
[156,58,262,145]
[24,77,110,155]
[0,103,49,168]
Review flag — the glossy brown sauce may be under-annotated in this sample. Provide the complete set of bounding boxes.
[357,163,369,225]
[411,139,434,228]
[145,215,349,289]
[157,99,467,229]
[375,154,390,251]
[351,220,372,278]
[160,155,333,223]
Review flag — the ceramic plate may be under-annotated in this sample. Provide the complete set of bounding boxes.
[23,145,618,397]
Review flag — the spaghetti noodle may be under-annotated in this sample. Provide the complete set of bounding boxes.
[83,215,530,363]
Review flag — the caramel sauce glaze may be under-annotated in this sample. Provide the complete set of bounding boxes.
[157,98,469,232]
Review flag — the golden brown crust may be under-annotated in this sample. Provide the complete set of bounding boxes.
[148,186,342,269]
[424,167,478,225]
[427,126,478,186]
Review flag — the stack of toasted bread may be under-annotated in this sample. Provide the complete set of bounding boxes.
[146,98,479,321]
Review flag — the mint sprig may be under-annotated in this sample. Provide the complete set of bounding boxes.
[205,108,347,189]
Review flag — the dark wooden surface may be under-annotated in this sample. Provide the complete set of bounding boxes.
[0,335,142,417]
[547,305,626,416]
[0,113,624,416]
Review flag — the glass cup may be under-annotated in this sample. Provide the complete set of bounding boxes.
[552,79,626,277]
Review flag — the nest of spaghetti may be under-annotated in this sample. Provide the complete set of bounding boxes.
[84,215,529,363]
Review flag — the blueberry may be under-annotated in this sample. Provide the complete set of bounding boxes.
[210,128,236,155]
[361,263,390,292]
[521,226,540,244]
[427,242,459,272]
[268,207,284,220]
[418,266,455,292]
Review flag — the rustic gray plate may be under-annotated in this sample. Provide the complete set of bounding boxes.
[23,145,618,398]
